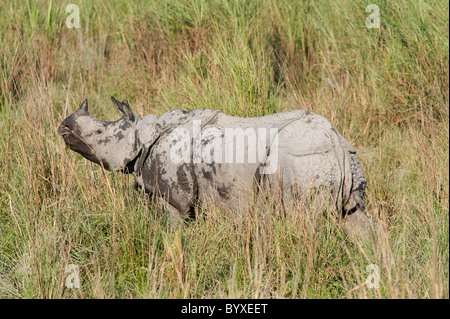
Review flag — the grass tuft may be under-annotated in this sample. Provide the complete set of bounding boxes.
[0,0,448,298]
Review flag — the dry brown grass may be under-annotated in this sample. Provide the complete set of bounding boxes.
[0,0,448,298]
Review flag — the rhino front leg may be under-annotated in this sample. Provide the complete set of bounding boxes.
[161,200,184,227]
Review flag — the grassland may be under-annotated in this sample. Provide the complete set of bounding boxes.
[0,0,448,298]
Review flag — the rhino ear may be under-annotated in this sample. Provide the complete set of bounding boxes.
[111,96,135,121]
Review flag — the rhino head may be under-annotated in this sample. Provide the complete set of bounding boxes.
[58,97,157,172]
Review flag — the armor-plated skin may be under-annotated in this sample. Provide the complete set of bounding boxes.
[58,97,372,236]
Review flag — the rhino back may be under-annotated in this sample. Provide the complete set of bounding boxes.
[193,110,309,210]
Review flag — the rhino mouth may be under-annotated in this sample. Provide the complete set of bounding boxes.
[58,124,107,168]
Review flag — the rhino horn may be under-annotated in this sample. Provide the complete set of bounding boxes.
[111,96,135,121]
[78,99,88,113]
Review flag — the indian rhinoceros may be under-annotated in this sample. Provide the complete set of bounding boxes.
[58,97,373,236]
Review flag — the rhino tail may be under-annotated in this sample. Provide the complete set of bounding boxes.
[342,142,367,216]
[330,129,366,216]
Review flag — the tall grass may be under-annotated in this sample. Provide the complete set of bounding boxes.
[0,0,448,298]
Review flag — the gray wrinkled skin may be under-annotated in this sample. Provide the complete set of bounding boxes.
[59,97,373,237]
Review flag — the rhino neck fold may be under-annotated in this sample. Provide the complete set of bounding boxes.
[133,132,162,177]
[121,148,143,174]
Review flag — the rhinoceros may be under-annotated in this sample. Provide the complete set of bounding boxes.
[58,97,373,236]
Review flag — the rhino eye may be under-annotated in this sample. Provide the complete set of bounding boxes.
[95,129,103,134]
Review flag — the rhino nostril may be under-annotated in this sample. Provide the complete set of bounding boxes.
[62,125,72,132]
[58,123,73,136]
